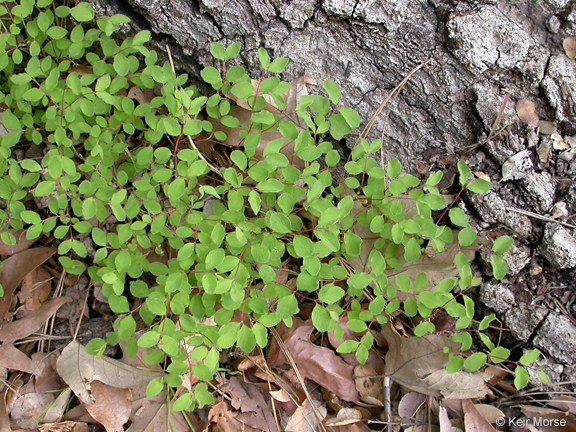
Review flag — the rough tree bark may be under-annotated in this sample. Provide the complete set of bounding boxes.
[88,0,575,168]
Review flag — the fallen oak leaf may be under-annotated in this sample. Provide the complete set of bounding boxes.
[0,344,38,375]
[462,399,496,432]
[382,324,490,399]
[56,341,162,405]
[0,297,70,344]
[82,381,131,432]
[0,247,57,320]
[268,320,360,402]
[0,230,36,255]
[18,267,52,311]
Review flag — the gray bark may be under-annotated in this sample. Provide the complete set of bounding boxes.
[89,0,576,168]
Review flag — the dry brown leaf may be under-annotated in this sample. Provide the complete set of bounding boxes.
[18,267,52,311]
[398,392,426,418]
[439,405,462,432]
[38,421,88,432]
[0,344,37,374]
[221,376,278,432]
[285,398,326,432]
[10,392,55,430]
[56,341,162,405]
[268,320,360,402]
[208,402,259,432]
[0,247,57,319]
[548,396,576,416]
[326,423,372,432]
[82,381,131,432]
[463,399,496,432]
[0,297,70,343]
[0,230,36,255]
[284,73,317,128]
[354,365,382,405]
[538,120,557,135]
[126,387,191,432]
[520,405,576,432]
[563,37,576,59]
[474,404,504,425]
[474,172,491,182]
[516,99,539,128]
[326,408,363,427]
[270,388,292,403]
[43,388,72,424]
[382,325,490,398]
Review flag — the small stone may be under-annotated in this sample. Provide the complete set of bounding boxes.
[504,307,547,342]
[551,202,569,220]
[537,138,551,163]
[547,15,561,34]
[502,245,531,276]
[479,281,515,314]
[542,223,576,269]
[529,261,543,276]
[502,150,532,181]
[533,312,576,364]
[551,133,570,150]
[468,190,533,238]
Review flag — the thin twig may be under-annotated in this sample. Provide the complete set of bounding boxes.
[353,60,430,175]
[72,282,92,342]
[507,207,576,230]
[270,328,328,432]
[165,44,221,175]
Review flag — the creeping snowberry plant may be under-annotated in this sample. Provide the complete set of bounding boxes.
[0,0,545,411]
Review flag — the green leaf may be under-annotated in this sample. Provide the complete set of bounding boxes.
[463,352,487,372]
[338,107,360,129]
[387,158,402,179]
[492,236,513,254]
[269,212,291,234]
[210,42,226,60]
[46,26,68,39]
[146,378,164,397]
[490,255,507,280]
[323,80,340,104]
[268,57,289,74]
[70,2,95,22]
[466,179,492,193]
[293,235,314,258]
[458,226,476,247]
[311,304,331,332]
[475,315,494,332]
[514,366,530,390]
[446,355,463,374]
[457,161,471,185]
[258,48,270,69]
[519,349,540,366]
[201,67,222,85]
[448,208,468,227]
[413,321,435,337]
[490,346,510,364]
[403,238,421,262]
[318,284,345,304]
